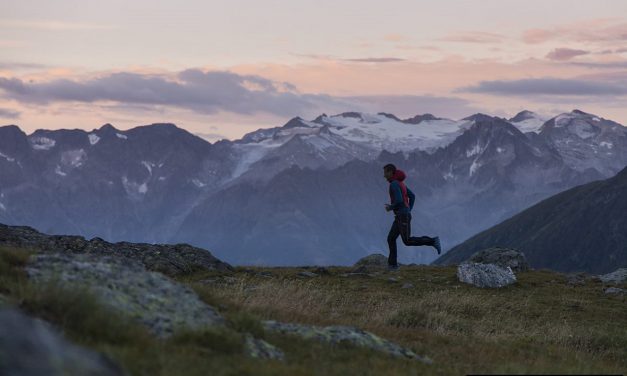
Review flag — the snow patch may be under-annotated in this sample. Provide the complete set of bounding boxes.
[191,179,206,188]
[231,141,282,179]
[61,149,87,168]
[600,141,613,149]
[570,121,596,139]
[30,137,56,150]
[158,176,166,181]
[469,160,482,176]
[592,117,601,122]
[511,118,545,133]
[88,133,100,145]
[122,176,148,196]
[0,202,5,211]
[55,165,67,177]
[116,133,128,139]
[0,152,15,162]
[496,147,505,153]
[466,142,484,157]
[322,113,466,153]
[141,161,153,175]
[554,114,573,127]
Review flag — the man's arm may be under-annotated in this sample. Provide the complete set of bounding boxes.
[407,187,415,210]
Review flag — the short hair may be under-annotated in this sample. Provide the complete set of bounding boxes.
[383,163,396,173]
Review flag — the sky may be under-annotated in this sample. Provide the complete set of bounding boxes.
[2,0,627,140]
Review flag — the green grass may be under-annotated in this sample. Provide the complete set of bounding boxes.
[1,246,626,375]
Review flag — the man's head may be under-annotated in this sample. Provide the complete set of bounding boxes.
[383,163,396,181]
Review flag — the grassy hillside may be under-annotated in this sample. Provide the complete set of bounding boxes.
[1,246,626,375]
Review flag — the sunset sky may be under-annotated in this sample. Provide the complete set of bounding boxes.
[2,0,627,140]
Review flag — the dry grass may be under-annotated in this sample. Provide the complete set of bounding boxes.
[2,244,625,375]
[188,265,627,375]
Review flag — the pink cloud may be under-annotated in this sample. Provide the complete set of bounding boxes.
[523,19,627,44]
[384,34,407,42]
[546,48,590,61]
[439,31,505,44]
[523,29,555,44]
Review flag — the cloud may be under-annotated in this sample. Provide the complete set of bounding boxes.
[546,48,590,61]
[344,94,481,119]
[523,20,627,44]
[342,57,406,63]
[384,34,407,42]
[460,78,627,96]
[569,60,627,69]
[0,69,351,117]
[0,107,20,119]
[439,31,505,44]
[0,19,116,31]
[0,61,49,70]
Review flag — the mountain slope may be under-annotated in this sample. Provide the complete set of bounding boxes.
[2,109,627,267]
[433,166,627,273]
[539,110,627,176]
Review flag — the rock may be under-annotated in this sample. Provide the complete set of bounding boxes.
[313,267,331,275]
[0,308,125,376]
[0,223,232,277]
[353,254,388,269]
[598,268,627,285]
[244,334,285,361]
[468,247,529,272]
[565,272,591,286]
[457,262,516,288]
[401,283,414,289]
[262,320,431,364]
[387,277,399,283]
[604,287,626,295]
[351,265,371,274]
[26,253,224,338]
[297,271,318,278]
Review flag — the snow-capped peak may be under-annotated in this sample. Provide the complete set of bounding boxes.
[509,110,547,133]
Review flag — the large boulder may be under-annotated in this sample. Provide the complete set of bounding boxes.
[262,320,431,364]
[0,223,232,277]
[598,268,627,285]
[457,262,517,288]
[468,247,529,272]
[0,308,125,376]
[26,253,224,338]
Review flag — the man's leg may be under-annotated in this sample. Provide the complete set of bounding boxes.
[398,213,435,247]
[386,218,400,266]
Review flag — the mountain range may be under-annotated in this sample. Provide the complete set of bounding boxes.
[1,109,626,267]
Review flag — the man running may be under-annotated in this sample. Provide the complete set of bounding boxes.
[383,163,441,271]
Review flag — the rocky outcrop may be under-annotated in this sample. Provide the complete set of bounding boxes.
[244,334,285,361]
[0,223,232,277]
[26,253,225,338]
[468,247,529,272]
[354,253,388,268]
[262,320,432,364]
[352,253,389,273]
[598,268,627,285]
[604,287,626,295]
[0,308,126,376]
[457,262,517,288]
